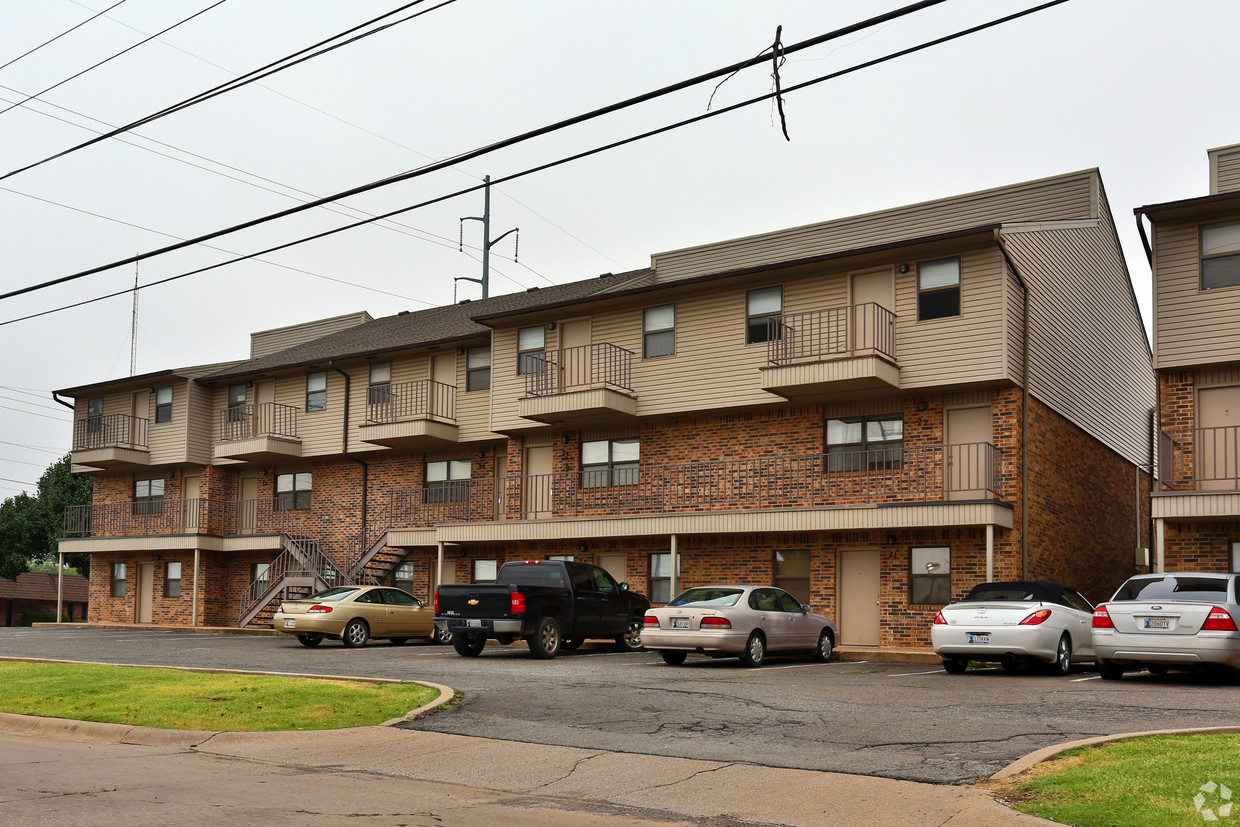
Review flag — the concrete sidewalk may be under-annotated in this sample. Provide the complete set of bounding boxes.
[0,712,1051,826]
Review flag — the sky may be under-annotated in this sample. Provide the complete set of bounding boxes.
[1,0,1239,499]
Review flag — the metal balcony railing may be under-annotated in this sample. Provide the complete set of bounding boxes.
[62,496,314,538]
[767,303,896,366]
[1158,425,1240,491]
[524,343,633,397]
[218,402,299,442]
[73,414,148,451]
[365,379,456,424]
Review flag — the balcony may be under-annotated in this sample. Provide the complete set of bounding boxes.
[72,414,149,469]
[358,379,459,449]
[63,497,316,539]
[760,303,899,401]
[519,343,637,425]
[1155,426,1240,521]
[214,402,302,461]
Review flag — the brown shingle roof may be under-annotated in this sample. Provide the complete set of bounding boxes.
[0,571,88,602]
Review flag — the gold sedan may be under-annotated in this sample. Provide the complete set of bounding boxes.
[273,585,436,648]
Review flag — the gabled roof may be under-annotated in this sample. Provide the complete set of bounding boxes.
[0,571,88,602]
[55,359,243,397]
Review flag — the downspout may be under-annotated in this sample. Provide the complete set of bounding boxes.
[1133,209,1153,265]
[328,362,368,578]
[996,230,1032,580]
[51,392,75,411]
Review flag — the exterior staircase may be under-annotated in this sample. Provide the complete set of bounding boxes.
[237,534,354,628]
[348,503,404,585]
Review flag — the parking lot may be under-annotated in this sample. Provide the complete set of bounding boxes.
[3,625,1239,783]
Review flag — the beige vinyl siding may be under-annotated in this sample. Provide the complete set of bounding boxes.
[278,370,340,457]
[1209,144,1240,194]
[249,311,373,358]
[146,382,189,465]
[651,170,1096,283]
[1153,218,1240,369]
[184,380,215,465]
[1003,265,1027,385]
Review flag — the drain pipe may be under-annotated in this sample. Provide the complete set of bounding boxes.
[51,392,75,411]
[996,231,1032,580]
[329,362,368,576]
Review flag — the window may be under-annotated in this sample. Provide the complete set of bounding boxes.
[910,546,951,605]
[382,588,419,606]
[917,257,960,320]
[133,478,165,515]
[165,561,182,598]
[649,552,680,604]
[746,286,782,344]
[154,386,173,423]
[394,561,415,593]
[87,397,103,431]
[275,472,312,511]
[1202,220,1240,289]
[774,550,810,605]
[467,346,491,391]
[306,371,327,412]
[427,459,471,503]
[111,563,127,598]
[368,362,392,405]
[517,326,546,375]
[826,415,903,471]
[643,304,676,357]
[253,562,270,592]
[582,437,639,488]
[227,383,247,421]
[1232,541,1240,573]
[474,559,497,583]
[548,554,574,562]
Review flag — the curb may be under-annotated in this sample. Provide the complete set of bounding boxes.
[991,725,1240,780]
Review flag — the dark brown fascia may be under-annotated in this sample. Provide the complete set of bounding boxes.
[54,368,177,398]
[1134,190,1240,222]
[468,224,1002,327]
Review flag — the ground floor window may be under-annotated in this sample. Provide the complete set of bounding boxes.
[394,561,415,593]
[1232,542,1240,573]
[111,562,126,597]
[910,546,951,604]
[473,559,497,583]
[774,550,810,605]
[649,553,681,604]
[165,561,182,598]
[276,473,312,511]
[253,562,270,593]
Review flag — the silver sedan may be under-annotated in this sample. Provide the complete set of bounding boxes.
[1092,572,1240,681]
[641,585,837,667]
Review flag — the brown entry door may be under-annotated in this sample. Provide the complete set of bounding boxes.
[137,563,155,623]
[1198,386,1240,490]
[559,319,591,391]
[839,550,880,646]
[524,445,553,519]
[946,406,993,500]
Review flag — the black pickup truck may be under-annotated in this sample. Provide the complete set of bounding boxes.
[435,560,650,659]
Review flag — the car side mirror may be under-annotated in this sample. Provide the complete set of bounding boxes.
[801,604,811,614]
[620,582,629,591]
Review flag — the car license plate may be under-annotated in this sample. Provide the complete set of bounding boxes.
[283,619,295,629]
[967,633,990,644]
[466,619,483,628]
[1142,617,1171,630]
[671,618,689,629]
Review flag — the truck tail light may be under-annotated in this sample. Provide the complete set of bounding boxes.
[1092,605,1114,628]
[643,615,660,627]
[1020,609,1052,626]
[700,617,731,629]
[932,611,947,625]
[1202,606,1239,632]
[433,590,439,614]
[307,605,332,614]
[510,591,525,614]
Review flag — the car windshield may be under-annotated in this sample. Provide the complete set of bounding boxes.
[306,587,360,602]
[1112,576,1231,602]
[965,587,1037,601]
[668,588,743,607]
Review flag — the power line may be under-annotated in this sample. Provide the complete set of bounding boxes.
[0,393,72,413]
[0,456,52,468]
[0,0,952,304]
[0,476,39,487]
[0,0,231,117]
[0,439,65,454]
[0,0,1073,327]
[0,0,132,73]
[0,403,70,421]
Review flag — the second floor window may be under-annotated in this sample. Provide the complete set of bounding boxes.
[276,472,312,511]
[154,386,173,423]
[134,478,165,515]
[306,371,327,411]
[746,286,782,344]
[643,304,676,357]
[517,326,546,375]
[227,383,247,421]
[1201,220,1240,289]
[87,397,103,431]
[582,437,639,488]
[467,346,491,391]
[826,415,903,472]
[368,362,392,405]
[427,459,471,503]
[917,257,961,320]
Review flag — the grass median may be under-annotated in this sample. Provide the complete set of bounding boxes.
[0,661,440,731]
[987,733,1240,826]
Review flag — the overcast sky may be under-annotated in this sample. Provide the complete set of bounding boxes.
[1,0,1238,498]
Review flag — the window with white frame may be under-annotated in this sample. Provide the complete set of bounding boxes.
[746,286,782,344]
[826,415,903,471]
[649,552,680,604]
[643,304,676,357]
[165,561,182,598]
[517,326,546,375]
[1202,220,1240,289]
[582,437,639,488]
[474,559,498,583]
[917,257,961,320]
[368,362,392,405]
[154,386,173,423]
[466,346,491,391]
[276,472,312,511]
[306,371,327,412]
[133,478,165,515]
[910,546,951,605]
[111,562,127,598]
[394,561,415,592]
[427,459,471,503]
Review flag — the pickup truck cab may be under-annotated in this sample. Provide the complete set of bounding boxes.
[435,560,650,659]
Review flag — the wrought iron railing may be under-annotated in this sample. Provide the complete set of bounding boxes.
[364,379,456,424]
[73,414,148,451]
[767,303,896,366]
[524,343,634,397]
[63,497,312,538]
[1158,425,1240,491]
[218,402,299,442]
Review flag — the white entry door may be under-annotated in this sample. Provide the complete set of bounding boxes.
[839,550,880,646]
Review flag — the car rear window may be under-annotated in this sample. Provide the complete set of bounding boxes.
[496,563,567,588]
[307,587,360,602]
[965,586,1038,601]
[669,588,743,607]
[1112,576,1232,602]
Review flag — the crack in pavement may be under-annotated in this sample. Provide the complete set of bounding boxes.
[627,760,735,794]
[531,750,608,792]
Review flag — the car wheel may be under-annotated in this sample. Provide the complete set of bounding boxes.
[296,633,323,647]
[434,625,453,645]
[812,629,834,663]
[1099,660,1123,681]
[528,617,562,659]
[616,618,644,652]
[451,632,486,657]
[341,619,369,648]
[561,638,584,651]
[739,632,766,667]
[941,656,967,674]
[1047,635,1072,676]
[660,650,687,665]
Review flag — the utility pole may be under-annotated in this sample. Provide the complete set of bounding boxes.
[129,259,139,376]
[459,175,517,300]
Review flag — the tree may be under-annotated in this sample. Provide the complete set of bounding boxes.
[0,455,92,579]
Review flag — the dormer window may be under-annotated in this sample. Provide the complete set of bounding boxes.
[1202,220,1240,289]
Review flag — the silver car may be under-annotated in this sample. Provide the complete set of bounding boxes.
[1092,572,1240,681]
[931,581,1095,675]
[641,585,837,667]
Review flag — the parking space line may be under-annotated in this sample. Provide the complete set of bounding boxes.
[887,669,946,677]
[1072,675,1101,682]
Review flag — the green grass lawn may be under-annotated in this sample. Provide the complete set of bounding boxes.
[988,733,1240,826]
[0,661,440,731]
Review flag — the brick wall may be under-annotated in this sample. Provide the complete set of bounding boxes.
[1163,522,1238,573]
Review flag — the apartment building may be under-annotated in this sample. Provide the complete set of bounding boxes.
[1140,142,1240,573]
[57,168,1155,647]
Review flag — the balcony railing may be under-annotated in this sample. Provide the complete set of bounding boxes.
[767,303,896,366]
[388,443,1003,527]
[524,343,633,397]
[73,414,148,450]
[218,402,299,442]
[1158,425,1240,491]
[365,379,456,424]
[63,497,313,538]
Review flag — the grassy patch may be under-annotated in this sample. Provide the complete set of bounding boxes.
[0,662,439,731]
[987,733,1240,826]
